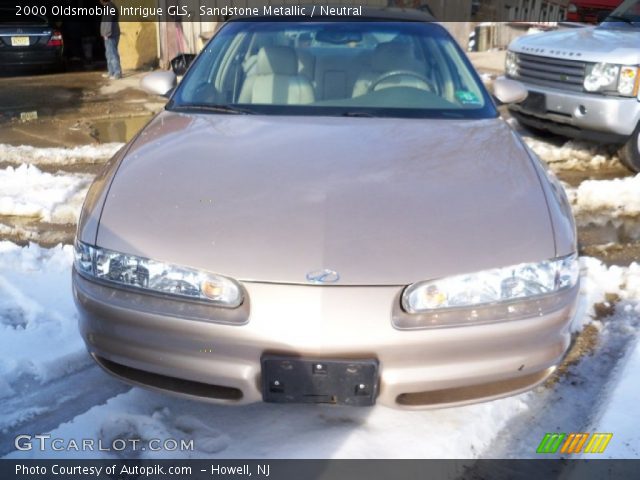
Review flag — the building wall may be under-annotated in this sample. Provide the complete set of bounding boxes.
[120,22,158,70]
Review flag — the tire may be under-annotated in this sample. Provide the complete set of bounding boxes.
[618,123,640,173]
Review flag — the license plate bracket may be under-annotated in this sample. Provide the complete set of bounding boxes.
[521,91,546,114]
[261,355,379,406]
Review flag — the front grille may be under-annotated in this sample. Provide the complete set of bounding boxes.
[513,53,587,92]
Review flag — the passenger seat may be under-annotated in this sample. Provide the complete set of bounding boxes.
[239,46,315,105]
[352,42,426,97]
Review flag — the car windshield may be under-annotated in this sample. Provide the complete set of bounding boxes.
[169,20,496,119]
[601,0,640,27]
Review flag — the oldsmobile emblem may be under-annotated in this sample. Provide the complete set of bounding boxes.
[306,269,340,284]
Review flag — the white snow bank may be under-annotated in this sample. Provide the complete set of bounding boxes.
[523,136,620,171]
[0,164,91,223]
[575,258,640,332]
[565,174,640,218]
[0,143,122,166]
[0,242,86,395]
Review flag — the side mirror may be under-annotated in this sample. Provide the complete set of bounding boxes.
[140,71,177,97]
[493,77,528,104]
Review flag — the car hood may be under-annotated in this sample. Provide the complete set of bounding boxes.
[97,111,555,286]
[510,26,640,64]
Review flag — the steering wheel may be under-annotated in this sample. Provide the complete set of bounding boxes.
[367,70,435,93]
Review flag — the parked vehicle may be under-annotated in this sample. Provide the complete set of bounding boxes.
[74,9,579,409]
[0,8,64,72]
[566,0,624,23]
[507,0,640,171]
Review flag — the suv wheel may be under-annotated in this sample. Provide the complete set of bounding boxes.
[619,123,640,173]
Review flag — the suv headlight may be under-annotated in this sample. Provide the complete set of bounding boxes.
[402,254,579,315]
[584,63,639,97]
[74,241,243,308]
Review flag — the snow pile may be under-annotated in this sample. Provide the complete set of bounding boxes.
[575,258,640,332]
[0,242,84,395]
[0,143,122,166]
[567,174,640,218]
[523,136,620,171]
[0,164,91,223]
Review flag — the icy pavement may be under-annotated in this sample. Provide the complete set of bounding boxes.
[585,333,640,458]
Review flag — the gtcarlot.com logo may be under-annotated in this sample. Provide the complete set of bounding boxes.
[14,434,194,452]
[536,432,613,454]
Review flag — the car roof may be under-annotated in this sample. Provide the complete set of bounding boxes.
[228,7,435,22]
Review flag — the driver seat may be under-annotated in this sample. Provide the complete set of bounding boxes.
[239,46,315,105]
[352,42,426,97]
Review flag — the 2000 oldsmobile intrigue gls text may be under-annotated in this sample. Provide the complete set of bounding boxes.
[73,10,580,409]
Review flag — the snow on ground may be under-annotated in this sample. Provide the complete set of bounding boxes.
[1,239,637,459]
[0,243,87,401]
[517,130,621,171]
[0,143,122,166]
[0,164,92,223]
[0,243,83,382]
[566,174,640,219]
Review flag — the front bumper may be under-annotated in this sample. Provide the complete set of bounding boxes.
[73,270,578,409]
[509,83,640,141]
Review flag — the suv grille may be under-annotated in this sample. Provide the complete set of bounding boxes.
[513,53,587,92]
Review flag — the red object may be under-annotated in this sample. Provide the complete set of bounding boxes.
[47,30,63,47]
[566,1,624,23]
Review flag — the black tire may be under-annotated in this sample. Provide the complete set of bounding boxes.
[618,123,640,173]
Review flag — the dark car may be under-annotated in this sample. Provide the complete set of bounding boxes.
[0,8,64,72]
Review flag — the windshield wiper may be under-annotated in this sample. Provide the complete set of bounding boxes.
[172,104,257,115]
[603,14,635,24]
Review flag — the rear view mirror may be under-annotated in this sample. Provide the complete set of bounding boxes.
[493,77,528,104]
[170,53,197,76]
[140,71,177,97]
[315,28,363,45]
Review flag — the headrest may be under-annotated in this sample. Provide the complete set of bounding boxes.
[256,46,298,76]
[372,42,420,72]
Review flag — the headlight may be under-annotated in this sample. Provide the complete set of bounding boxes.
[584,63,639,97]
[505,51,518,77]
[74,241,243,308]
[584,63,619,92]
[402,254,579,315]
